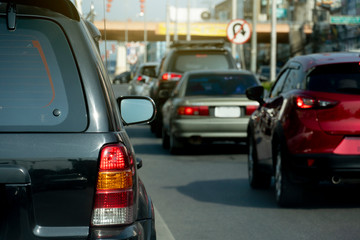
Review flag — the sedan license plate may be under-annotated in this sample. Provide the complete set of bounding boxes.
[215,107,241,118]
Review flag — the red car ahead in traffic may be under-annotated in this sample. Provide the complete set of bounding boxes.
[246,52,360,207]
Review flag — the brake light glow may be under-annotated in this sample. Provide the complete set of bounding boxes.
[137,75,143,81]
[177,106,209,116]
[296,96,315,109]
[246,105,258,115]
[161,72,182,81]
[295,96,338,109]
[92,144,134,226]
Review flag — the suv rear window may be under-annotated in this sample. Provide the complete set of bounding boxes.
[308,63,360,94]
[170,51,232,72]
[185,74,258,96]
[0,17,87,132]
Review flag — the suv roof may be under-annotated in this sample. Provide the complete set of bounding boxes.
[170,40,227,49]
[0,0,80,20]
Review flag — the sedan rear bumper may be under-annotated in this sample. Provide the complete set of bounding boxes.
[172,117,249,140]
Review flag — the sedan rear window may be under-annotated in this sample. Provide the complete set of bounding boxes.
[0,17,87,132]
[171,52,232,72]
[308,63,360,94]
[185,74,258,96]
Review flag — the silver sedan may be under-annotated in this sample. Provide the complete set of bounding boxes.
[161,69,260,154]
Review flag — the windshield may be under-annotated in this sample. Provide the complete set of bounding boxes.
[170,52,232,72]
[185,74,258,96]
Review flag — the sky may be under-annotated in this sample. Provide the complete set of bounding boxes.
[79,0,224,22]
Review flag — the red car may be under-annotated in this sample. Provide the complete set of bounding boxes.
[246,52,360,207]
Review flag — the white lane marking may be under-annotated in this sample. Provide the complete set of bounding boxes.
[154,207,176,240]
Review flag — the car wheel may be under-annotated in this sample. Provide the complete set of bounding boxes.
[275,144,303,207]
[162,127,170,149]
[248,135,271,189]
[169,133,182,154]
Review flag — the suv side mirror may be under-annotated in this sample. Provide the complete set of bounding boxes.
[118,96,156,125]
[246,86,265,105]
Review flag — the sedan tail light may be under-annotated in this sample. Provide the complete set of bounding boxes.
[245,105,258,115]
[161,72,182,81]
[177,106,209,116]
[92,144,135,226]
[137,75,143,81]
[295,96,338,109]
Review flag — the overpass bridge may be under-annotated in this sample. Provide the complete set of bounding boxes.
[93,21,312,44]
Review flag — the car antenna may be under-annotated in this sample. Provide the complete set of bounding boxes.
[7,2,16,31]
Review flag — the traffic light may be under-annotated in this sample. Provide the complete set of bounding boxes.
[106,0,112,13]
[139,0,145,16]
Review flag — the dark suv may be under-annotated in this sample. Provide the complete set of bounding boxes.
[0,1,156,239]
[149,40,238,136]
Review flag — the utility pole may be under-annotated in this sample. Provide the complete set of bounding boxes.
[250,0,258,73]
[166,0,170,49]
[174,0,178,41]
[143,0,147,63]
[186,0,191,41]
[231,0,237,59]
[270,0,277,81]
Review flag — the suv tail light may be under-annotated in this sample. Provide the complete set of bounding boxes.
[177,106,209,116]
[137,75,143,81]
[92,144,135,226]
[161,72,182,81]
[295,96,338,109]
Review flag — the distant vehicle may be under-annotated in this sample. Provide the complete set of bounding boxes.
[128,62,158,96]
[256,65,280,82]
[161,69,260,154]
[246,52,360,207]
[150,40,238,137]
[112,71,132,84]
[0,1,156,239]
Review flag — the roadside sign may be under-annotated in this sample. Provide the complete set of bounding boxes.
[330,16,360,25]
[226,19,251,45]
[127,54,138,65]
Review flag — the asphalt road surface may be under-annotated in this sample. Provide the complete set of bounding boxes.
[113,83,360,240]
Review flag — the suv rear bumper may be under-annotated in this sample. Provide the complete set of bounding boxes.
[89,219,155,240]
[288,153,360,183]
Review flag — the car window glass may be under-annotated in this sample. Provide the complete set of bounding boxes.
[171,52,231,72]
[282,68,301,93]
[0,17,87,132]
[269,69,289,98]
[185,74,258,96]
[142,66,156,77]
[307,63,360,94]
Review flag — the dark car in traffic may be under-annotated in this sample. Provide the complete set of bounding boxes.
[246,52,360,207]
[149,40,238,137]
[0,1,156,239]
[128,62,158,96]
[162,70,260,154]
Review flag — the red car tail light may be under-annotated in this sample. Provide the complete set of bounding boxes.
[161,72,182,81]
[245,105,258,115]
[295,96,338,109]
[92,144,135,226]
[177,106,209,116]
[137,75,143,81]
